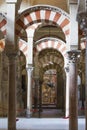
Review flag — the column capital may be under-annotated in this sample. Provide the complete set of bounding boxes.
[77,0,87,33]
[26,64,34,72]
[5,49,19,59]
[65,65,69,73]
[77,12,87,32]
[67,50,81,63]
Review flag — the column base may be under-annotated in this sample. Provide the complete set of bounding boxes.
[26,109,32,118]
[63,116,69,119]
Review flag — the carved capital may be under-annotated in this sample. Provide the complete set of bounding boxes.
[78,12,87,31]
[26,64,34,73]
[4,47,19,60]
[65,66,69,73]
[77,0,87,30]
[67,50,81,63]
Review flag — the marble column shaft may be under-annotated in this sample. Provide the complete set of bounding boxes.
[85,37,87,130]
[34,77,39,110]
[65,66,70,118]
[26,65,33,117]
[8,55,17,130]
[6,1,20,130]
[67,50,80,130]
[77,8,87,130]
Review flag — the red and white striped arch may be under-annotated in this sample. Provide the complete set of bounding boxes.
[0,13,6,36]
[0,13,6,52]
[16,5,70,43]
[0,13,28,57]
[39,54,64,68]
[0,5,70,58]
[35,38,67,58]
[0,37,28,57]
[18,39,28,57]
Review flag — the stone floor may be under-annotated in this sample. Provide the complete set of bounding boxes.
[0,117,85,130]
[32,109,64,118]
[0,108,85,130]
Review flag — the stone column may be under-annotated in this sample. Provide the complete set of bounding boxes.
[65,65,70,118]
[6,0,20,130]
[7,54,17,130]
[77,2,87,129]
[25,26,34,118]
[67,50,80,130]
[34,77,39,111]
[26,64,33,117]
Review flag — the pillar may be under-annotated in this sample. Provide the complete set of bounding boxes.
[26,64,33,117]
[7,54,17,130]
[25,27,34,117]
[77,2,87,129]
[67,50,80,130]
[65,65,70,118]
[5,0,20,130]
[34,77,39,111]
[34,54,40,110]
[38,79,43,118]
